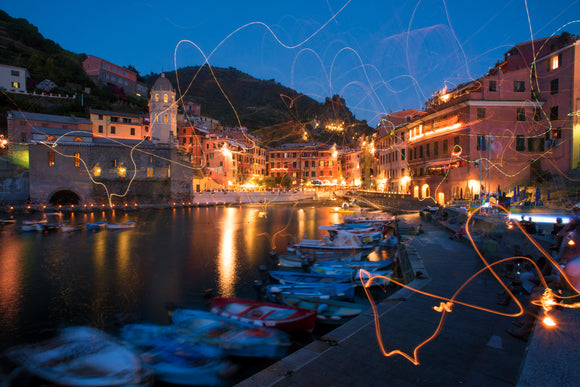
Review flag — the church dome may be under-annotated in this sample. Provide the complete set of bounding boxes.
[151,73,174,91]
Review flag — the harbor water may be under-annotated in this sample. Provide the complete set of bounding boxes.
[0,204,395,384]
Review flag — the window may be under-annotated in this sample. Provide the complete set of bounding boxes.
[477,135,487,151]
[10,70,20,76]
[130,128,135,136]
[489,80,497,92]
[401,149,405,160]
[98,114,103,120]
[98,125,103,133]
[110,116,118,122]
[164,114,168,123]
[48,151,55,166]
[534,108,542,121]
[528,138,536,152]
[517,108,526,121]
[110,126,116,134]
[454,136,460,146]
[550,106,559,121]
[443,139,448,154]
[311,171,316,177]
[305,161,309,167]
[164,94,168,103]
[477,108,486,120]
[419,146,423,158]
[123,118,131,123]
[155,93,159,102]
[434,142,438,156]
[551,79,559,94]
[553,127,561,139]
[426,143,430,157]
[549,54,562,71]
[11,81,19,88]
[74,152,80,167]
[514,81,525,92]
[516,135,525,151]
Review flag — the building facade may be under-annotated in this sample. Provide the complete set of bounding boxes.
[82,55,147,97]
[0,64,28,93]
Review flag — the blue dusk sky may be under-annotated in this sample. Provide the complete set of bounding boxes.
[3,1,580,126]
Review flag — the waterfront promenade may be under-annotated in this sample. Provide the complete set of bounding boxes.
[239,214,578,386]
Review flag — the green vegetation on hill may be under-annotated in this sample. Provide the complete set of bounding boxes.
[0,10,374,147]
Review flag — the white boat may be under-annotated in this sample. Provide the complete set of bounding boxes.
[61,224,84,232]
[107,221,136,230]
[4,326,148,386]
[294,227,383,254]
[21,218,48,232]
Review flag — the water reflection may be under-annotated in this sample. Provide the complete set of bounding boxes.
[217,207,237,297]
[0,233,23,333]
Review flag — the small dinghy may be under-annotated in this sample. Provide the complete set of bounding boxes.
[210,297,317,333]
[4,326,148,387]
[120,323,228,386]
[170,309,290,358]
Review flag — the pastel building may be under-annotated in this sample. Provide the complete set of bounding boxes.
[268,144,339,185]
[7,111,92,143]
[0,64,28,93]
[82,55,148,97]
[90,109,149,141]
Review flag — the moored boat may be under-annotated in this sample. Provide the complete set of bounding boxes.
[107,221,136,230]
[4,326,148,387]
[120,323,227,386]
[269,270,352,285]
[170,309,290,358]
[86,221,108,231]
[210,297,317,333]
[280,295,367,325]
[61,224,84,232]
[265,282,355,302]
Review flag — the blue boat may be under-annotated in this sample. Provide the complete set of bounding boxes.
[120,323,228,386]
[280,295,367,325]
[269,270,352,285]
[85,221,107,231]
[265,282,355,302]
[170,309,290,358]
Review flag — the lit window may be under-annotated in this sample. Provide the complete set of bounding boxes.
[155,93,159,102]
[94,166,101,177]
[147,167,153,178]
[118,167,127,178]
[164,94,168,103]
[46,135,56,141]
[74,152,80,167]
[74,137,83,142]
[551,55,560,70]
[11,81,20,88]
[164,114,168,123]
[48,151,55,166]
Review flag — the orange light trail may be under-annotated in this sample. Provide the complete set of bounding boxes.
[360,202,580,366]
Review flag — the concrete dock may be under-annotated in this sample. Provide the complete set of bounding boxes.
[238,214,578,386]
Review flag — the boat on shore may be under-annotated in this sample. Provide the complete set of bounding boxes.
[170,309,290,358]
[4,326,148,387]
[210,297,317,333]
[120,323,228,386]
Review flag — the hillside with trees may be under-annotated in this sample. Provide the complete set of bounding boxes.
[0,10,373,147]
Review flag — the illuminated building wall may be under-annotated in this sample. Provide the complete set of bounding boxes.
[7,111,92,143]
[90,109,149,141]
[148,73,177,145]
[267,144,339,186]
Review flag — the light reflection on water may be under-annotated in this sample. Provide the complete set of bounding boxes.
[0,205,385,350]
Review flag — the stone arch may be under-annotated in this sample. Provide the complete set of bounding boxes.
[48,189,81,205]
[421,184,430,199]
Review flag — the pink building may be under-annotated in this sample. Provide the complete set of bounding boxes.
[7,111,92,143]
[268,144,339,186]
[396,34,580,205]
[82,55,147,97]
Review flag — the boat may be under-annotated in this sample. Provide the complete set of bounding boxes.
[61,224,84,232]
[170,309,290,358]
[310,266,393,286]
[35,221,67,232]
[0,219,15,230]
[21,218,48,232]
[269,270,352,285]
[265,282,355,302]
[120,323,228,386]
[4,326,148,387]
[277,250,364,268]
[209,297,317,333]
[293,227,383,254]
[107,221,136,230]
[86,221,108,231]
[280,295,367,325]
[310,259,393,273]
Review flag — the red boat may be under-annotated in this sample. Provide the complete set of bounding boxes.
[210,297,317,333]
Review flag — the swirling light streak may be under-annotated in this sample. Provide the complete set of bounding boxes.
[360,202,580,366]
